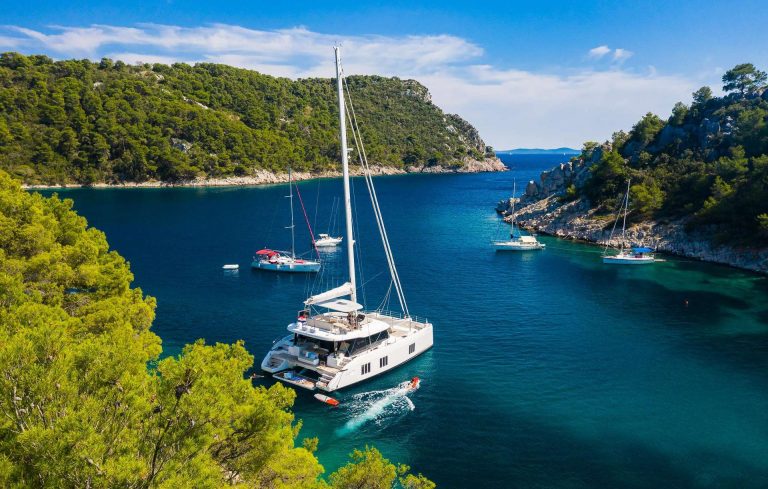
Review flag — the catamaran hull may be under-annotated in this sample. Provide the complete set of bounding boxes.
[251,260,321,272]
[262,325,433,392]
[602,256,655,265]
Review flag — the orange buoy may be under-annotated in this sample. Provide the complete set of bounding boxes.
[314,393,339,406]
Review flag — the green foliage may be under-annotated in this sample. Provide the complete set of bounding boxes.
[630,112,665,146]
[670,102,689,126]
[0,171,434,488]
[722,63,768,96]
[329,447,434,489]
[575,63,768,244]
[758,213,768,237]
[692,86,713,106]
[0,52,485,184]
[630,181,665,217]
[563,183,578,201]
[583,150,627,204]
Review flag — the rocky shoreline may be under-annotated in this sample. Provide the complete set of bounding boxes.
[495,153,767,275]
[23,157,506,189]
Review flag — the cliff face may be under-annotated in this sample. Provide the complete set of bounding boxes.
[496,152,768,274]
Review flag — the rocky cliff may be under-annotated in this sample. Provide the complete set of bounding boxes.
[496,146,768,274]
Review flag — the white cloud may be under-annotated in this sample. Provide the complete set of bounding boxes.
[588,45,611,59]
[0,23,709,148]
[613,48,634,62]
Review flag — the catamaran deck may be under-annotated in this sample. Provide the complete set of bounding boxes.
[302,311,428,335]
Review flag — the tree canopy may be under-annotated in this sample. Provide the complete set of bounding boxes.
[574,63,768,244]
[0,170,434,487]
[722,63,768,96]
[0,52,488,185]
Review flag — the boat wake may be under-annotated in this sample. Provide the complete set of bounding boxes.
[335,380,419,436]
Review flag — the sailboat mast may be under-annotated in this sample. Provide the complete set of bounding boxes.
[289,167,295,258]
[511,180,517,237]
[335,46,357,303]
[621,179,630,251]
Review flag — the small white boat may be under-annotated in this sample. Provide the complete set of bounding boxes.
[313,233,343,247]
[314,393,340,406]
[493,180,545,251]
[222,264,239,270]
[602,180,655,265]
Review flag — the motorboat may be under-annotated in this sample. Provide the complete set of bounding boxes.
[314,233,343,247]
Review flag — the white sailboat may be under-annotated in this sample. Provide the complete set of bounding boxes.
[252,168,321,273]
[493,180,545,251]
[602,180,655,265]
[261,47,434,391]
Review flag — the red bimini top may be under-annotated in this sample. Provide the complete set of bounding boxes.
[256,249,279,257]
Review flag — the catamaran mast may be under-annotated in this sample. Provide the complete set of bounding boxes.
[335,46,357,303]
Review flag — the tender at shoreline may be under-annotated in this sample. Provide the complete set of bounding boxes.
[496,160,768,275]
[23,158,506,189]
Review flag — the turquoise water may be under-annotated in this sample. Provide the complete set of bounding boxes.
[41,155,768,488]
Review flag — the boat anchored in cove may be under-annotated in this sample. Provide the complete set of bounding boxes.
[602,180,656,265]
[493,181,545,251]
[261,47,434,392]
[252,168,321,273]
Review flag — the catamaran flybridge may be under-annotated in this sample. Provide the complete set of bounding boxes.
[261,47,434,392]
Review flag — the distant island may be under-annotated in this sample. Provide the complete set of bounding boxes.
[0,52,503,187]
[496,147,580,155]
[496,63,768,274]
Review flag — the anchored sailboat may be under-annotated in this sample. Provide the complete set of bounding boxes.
[602,180,655,265]
[261,47,434,391]
[252,168,321,273]
[493,180,545,251]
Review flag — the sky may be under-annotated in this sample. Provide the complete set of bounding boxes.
[2,0,767,149]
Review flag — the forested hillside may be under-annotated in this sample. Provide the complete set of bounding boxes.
[576,63,768,243]
[0,52,493,185]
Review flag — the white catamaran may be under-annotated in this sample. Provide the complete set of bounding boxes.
[260,47,434,392]
[602,179,655,265]
[493,180,545,251]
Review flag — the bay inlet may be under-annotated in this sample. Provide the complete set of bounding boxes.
[41,155,768,488]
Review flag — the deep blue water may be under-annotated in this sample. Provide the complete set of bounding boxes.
[40,154,768,488]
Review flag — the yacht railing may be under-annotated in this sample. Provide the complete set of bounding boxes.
[369,310,429,326]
